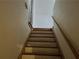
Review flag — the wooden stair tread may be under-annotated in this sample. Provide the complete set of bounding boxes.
[30,34,55,38]
[29,38,56,42]
[20,28,63,59]
[30,34,54,36]
[26,42,57,48]
[24,47,60,55]
[22,55,62,59]
[32,31,53,34]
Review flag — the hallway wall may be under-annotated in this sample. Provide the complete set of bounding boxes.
[54,0,79,54]
[0,0,31,59]
[33,0,55,28]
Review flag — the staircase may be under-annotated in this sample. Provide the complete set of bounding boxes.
[21,28,64,59]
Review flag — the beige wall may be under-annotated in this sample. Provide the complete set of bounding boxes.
[54,22,76,59]
[0,0,31,59]
[54,0,79,54]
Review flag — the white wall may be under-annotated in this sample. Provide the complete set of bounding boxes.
[54,0,79,55]
[33,0,55,28]
[0,0,31,59]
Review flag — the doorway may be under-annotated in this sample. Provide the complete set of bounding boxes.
[30,0,55,28]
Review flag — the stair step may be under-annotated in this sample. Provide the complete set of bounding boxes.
[29,38,56,42]
[32,31,53,34]
[23,47,60,55]
[26,42,57,48]
[22,55,62,59]
[33,28,52,31]
[20,28,63,59]
[30,34,55,38]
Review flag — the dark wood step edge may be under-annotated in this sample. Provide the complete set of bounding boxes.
[31,32,54,34]
[28,40,56,42]
[22,53,61,56]
[32,28,52,31]
[25,46,58,48]
[30,36,56,38]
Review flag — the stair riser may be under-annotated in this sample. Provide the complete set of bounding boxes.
[31,31,53,34]
[29,38,56,42]
[26,42,57,48]
[24,47,60,55]
[22,55,61,59]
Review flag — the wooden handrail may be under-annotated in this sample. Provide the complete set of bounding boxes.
[52,16,79,59]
